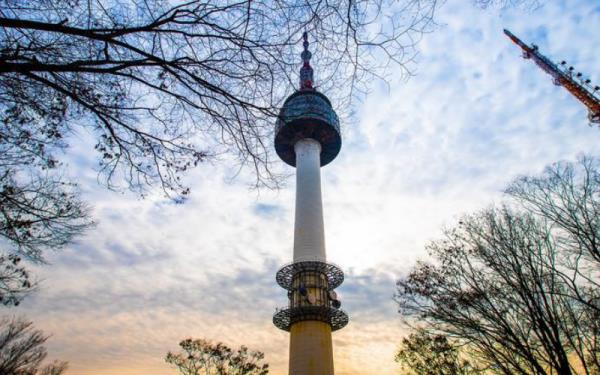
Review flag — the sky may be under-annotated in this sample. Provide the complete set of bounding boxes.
[9,0,600,374]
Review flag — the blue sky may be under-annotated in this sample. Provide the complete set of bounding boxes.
[13,0,600,374]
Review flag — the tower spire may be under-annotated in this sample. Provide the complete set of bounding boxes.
[299,31,314,90]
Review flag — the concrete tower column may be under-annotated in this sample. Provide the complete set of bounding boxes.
[293,138,326,263]
[289,138,333,375]
[289,320,334,374]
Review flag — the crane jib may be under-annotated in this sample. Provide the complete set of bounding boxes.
[504,29,600,125]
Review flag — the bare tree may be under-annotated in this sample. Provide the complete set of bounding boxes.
[396,328,479,375]
[507,156,600,372]
[0,0,438,198]
[396,207,599,375]
[0,318,67,375]
[166,338,268,375]
[397,156,600,375]
[0,169,93,303]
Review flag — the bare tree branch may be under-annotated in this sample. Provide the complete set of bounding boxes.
[0,0,439,197]
[166,338,269,375]
[0,318,67,375]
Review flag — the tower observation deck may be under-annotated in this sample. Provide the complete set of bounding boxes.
[273,32,348,375]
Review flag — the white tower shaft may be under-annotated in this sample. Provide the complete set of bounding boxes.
[293,139,326,262]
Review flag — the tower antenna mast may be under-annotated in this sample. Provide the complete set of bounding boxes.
[504,29,600,125]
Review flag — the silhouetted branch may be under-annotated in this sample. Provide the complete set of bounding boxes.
[0,254,34,306]
[0,170,93,262]
[397,206,599,374]
[166,338,269,375]
[0,318,67,375]
[0,0,438,196]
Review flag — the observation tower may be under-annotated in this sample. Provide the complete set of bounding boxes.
[272,33,348,374]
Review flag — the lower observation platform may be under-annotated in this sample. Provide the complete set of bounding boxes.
[274,260,348,332]
[273,306,349,331]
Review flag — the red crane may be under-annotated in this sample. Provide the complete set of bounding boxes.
[504,29,600,125]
